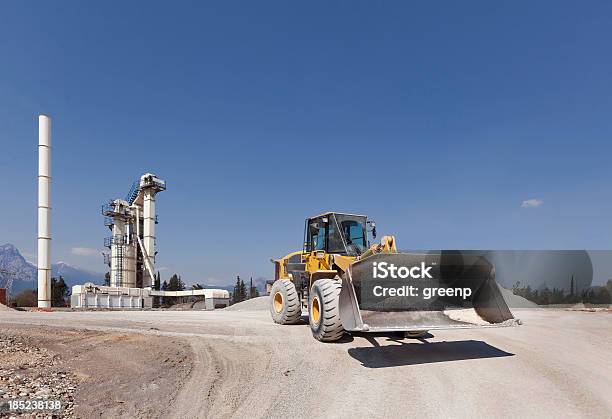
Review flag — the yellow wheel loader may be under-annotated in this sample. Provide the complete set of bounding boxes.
[270,212,518,342]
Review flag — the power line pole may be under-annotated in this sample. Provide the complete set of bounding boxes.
[0,269,17,296]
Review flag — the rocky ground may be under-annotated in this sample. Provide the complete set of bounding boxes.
[0,307,610,418]
[0,325,192,419]
[0,334,76,418]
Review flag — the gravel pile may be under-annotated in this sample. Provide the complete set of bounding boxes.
[500,286,538,308]
[0,335,77,418]
[223,296,269,311]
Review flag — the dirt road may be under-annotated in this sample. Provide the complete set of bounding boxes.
[1,307,610,418]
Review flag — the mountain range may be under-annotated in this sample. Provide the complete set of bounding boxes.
[0,243,105,294]
[0,243,269,295]
[198,276,269,294]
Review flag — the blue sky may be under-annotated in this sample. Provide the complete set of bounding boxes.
[1,1,611,285]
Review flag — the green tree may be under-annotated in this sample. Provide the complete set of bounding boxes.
[13,289,37,307]
[249,277,259,299]
[232,276,239,303]
[192,283,204,290]
[154,272,161,291]
[104,271,110,286]
[232,275,246,304]
[51,276,69,307]
[167,274,185,291]
[158,279,169,307]
[582,286,611,304]
[239,278,247,301]
[513,279,612,305]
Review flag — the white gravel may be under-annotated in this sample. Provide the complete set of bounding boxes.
[0,308,610,418]
[500,287,538,308]
[223,296,269,311]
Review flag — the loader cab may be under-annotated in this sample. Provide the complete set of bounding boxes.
[304,212,369,256]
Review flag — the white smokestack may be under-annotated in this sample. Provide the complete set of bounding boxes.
[38,114,52,308]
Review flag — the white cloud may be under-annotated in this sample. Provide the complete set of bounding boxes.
[71,247,100,256]
[521,199,543,209]
[157,266,168,271]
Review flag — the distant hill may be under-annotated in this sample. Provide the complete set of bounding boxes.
[51,261,105,288]
[0,243,104,294]
[197,284,234,293]
[195,277,269,294]
[0,243,36,291]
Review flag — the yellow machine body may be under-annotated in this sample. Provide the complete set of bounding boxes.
[270,212,517,341]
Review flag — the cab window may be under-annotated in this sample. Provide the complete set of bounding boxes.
[327,215,367,255]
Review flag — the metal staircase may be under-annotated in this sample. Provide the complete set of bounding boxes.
[125,181,140,204]
[115,243,124,286]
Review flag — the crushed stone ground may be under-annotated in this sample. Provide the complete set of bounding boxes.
[0,333,77,418]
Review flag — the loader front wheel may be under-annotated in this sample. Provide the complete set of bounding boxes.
[308,278,345,342]
[269,280,302,325]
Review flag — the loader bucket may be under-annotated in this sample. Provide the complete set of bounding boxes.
[339,251,518,333]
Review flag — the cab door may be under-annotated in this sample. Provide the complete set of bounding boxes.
[304,217,335,287]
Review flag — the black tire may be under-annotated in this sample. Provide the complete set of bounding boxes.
[269,280,302,325]
[308,278,345,342]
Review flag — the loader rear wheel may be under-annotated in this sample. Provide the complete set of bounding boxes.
[308,278,344,342]
[269,280,301,325]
